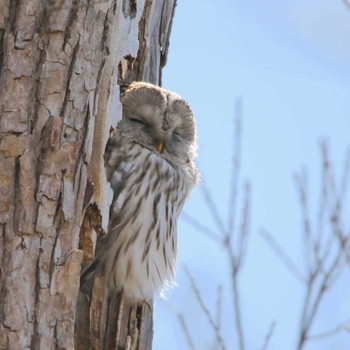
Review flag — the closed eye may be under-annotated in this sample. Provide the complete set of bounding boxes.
[173,130,183,141]
[129,117,147,126]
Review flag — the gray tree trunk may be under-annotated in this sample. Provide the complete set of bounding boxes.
[0,1,176,349]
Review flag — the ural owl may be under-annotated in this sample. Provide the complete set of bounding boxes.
[81,82,198,300]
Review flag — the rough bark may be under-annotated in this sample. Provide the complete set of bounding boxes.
[0,0,176,349]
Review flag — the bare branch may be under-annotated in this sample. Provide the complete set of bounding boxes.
[229,258,246,350]
[308,318,350,341]
[227,97,242,238]
[236,181,251,268]
[200,186,227,235]
[164,301,197,350]
[184,266,227,350]
[260,229,305,283]
[296,142,350,350]
[260,321,276,350]
[341,0,350,13]
[298,259,341,349]
[331,214,350,263]
[184,118,349,350]
[223,182,251,350]
[176,312,197,350]
[196,102,249,350]
[216,285,223,331]
[181,212,223,244]
[295,170,314,274]
[331,146,350,262]
[315,145,327,264]
[336,147,350,212]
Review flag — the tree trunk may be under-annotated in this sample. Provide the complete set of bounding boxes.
[0,1,176,349]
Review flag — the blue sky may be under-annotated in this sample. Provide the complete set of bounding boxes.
[155,1,350,349]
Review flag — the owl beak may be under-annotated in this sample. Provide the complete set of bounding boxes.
[156,141,163,153]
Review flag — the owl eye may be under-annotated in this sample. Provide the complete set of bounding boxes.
[129,117,148,126]
[173,130,183,141]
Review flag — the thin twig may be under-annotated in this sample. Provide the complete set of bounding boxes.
[164,301,197,350]
[308,318,350,341]
[260,321,276,350]
[315,145,327,263]
[222,181,251,350]
[260,229,305,283]
[184,266,227,350]
[337,148,350,212]
[332,147,350,261]
[295,170,314,275]
[229,254,246,350]
[188,100,249,350]
[236,181,251,267]
[227,97,242,237]
[342,0,350,10]
[181,212,223,244]
[176,312,197,350]
[216,285,223,331]
[296,143,350,350]
[224,101,248,350]
[201,186,226,234]
[331,214,350,262]
[299,273,338,348]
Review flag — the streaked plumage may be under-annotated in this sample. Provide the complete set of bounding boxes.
[82,82,198,299]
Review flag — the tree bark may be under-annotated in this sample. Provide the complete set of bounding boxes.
[0,0,176,349]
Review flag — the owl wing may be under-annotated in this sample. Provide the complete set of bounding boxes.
[104,135,128,201]
[80,134,130,291]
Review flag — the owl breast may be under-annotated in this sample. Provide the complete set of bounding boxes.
[103,135,194,299]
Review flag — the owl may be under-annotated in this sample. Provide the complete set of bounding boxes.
[81,82,199,300]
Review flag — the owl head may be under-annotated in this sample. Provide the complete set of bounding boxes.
[118,82,197,166]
